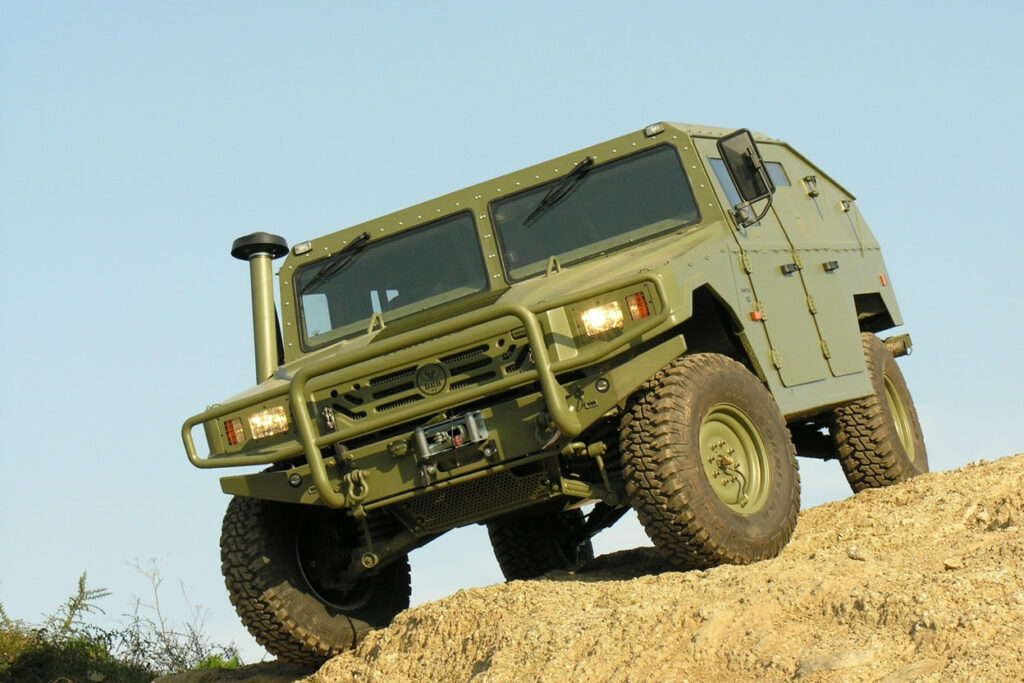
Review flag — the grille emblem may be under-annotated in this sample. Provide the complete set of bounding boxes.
[415,363,447,395]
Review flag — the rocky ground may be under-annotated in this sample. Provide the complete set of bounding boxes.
[161,453,1024,682]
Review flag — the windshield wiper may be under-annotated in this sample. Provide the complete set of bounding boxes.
[523,156,596,227]
[298,231,371,295]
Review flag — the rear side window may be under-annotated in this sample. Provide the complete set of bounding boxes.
[766,162,790,187]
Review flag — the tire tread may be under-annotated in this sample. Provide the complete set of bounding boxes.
[220,496,411,663]
[621,354,800,569]
[829,333,928,492]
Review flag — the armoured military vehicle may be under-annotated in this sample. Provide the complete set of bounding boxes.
[182,123,927,662]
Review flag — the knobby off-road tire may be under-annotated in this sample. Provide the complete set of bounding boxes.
[487,507,595,580]
[621,353,800,569]
[221,496,411,664]
[829,333,928,492]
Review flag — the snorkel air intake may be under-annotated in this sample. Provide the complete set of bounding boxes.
[231,232,289,383]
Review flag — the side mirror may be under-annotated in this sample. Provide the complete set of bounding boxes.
[717,129,775,227]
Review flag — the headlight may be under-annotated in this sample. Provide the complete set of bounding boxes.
[580,302,624,336]
[248,406,290,439]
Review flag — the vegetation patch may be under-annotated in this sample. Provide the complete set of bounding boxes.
[1,567,239,683]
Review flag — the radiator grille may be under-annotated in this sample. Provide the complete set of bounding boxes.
[319,330,531,423]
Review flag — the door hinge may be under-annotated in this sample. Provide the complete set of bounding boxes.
[771,349,784,369]
[741,252,754,274]
[792,250,804,269]
[806,295,817,314]
[821,339,832,359]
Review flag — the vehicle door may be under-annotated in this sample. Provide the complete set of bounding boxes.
[755,144,864,378]
[695,136,829,388]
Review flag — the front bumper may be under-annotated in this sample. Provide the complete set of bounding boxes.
[182,273,670,508]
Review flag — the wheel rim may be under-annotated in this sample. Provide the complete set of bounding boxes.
[883,373,916,462]
[295,512,375,611]
[699,403,771,514]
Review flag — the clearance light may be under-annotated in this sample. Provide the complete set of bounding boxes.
[581,302,625,337]
[249,406,290,439]
[626,292,650,320]
[224,418,245,446]
[644,123,665,138]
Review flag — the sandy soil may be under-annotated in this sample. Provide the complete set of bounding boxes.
[160,453,1024,682]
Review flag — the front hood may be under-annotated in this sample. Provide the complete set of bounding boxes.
[496,224,714,308]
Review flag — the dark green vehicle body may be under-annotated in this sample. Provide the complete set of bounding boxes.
[183,122,921,657]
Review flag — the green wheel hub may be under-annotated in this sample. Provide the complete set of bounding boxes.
[883,373,916,462]
[699,403,771,514]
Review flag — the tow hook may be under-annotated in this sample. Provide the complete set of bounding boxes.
[883,333,913,358]
[342,470,369,504]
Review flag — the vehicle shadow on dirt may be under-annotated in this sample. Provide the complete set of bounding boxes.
[550,546,683,583]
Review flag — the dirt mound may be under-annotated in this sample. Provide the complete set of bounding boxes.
[162,454,1024,682]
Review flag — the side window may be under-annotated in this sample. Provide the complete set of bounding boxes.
[710,158,742,207]
[765,161,790,187]
[710,157,760,226]
[712,158,790,201]
[710,158,791,226]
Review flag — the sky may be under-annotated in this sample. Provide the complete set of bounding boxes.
[2,0,1022,664]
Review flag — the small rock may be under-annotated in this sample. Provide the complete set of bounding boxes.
[880,658,944,682]
[794,650,874,678]
[943,558,963,571]
[847,545,868,561]
[911,611,938,636]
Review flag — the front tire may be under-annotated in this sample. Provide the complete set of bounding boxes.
[220,496,411,663]
[829,333,928,492]
[621,354,800,569]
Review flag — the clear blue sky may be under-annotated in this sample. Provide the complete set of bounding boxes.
[2,0,1021,663]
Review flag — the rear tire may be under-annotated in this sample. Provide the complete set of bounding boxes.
[829,333,928,492]
[220,496,410,663]
[487,507,595,580]
[621,353,800,569]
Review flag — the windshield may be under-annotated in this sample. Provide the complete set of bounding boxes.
[295,212,488,348]
[492,146,700,280]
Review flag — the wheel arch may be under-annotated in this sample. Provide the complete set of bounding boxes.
[673,284,761,374]
[853,291,897,333]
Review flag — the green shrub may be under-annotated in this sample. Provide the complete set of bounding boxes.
[1,569,241,682]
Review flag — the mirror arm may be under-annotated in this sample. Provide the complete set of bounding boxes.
[732,193,774,228]
[753,192,774,222]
